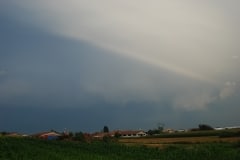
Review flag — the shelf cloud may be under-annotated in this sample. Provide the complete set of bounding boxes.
[1,0,240,132]
[12,0,239,83]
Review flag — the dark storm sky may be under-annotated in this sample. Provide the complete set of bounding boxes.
[0,0,240,133]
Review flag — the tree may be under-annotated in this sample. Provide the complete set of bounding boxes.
[0,132,8,136]
[103,126,109,133]
[147,129,161,135]
[198,124,214,130]
[74,132,85,141]
[69,132,73,138]
[114,132,121,138]
[157,123,165,132]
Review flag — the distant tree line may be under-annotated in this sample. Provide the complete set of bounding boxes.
[191,124,214,131]
[147,123,165,135]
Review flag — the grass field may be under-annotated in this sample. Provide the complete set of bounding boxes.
[0,136,240,160]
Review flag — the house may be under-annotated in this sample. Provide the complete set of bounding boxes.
[214,127,225,131]
[92,132,109,139]
[33,131,61,140]
[163,128,175,133]
[214,126,240,130]
[92,130,147,139]
[117,130,147,138]
[224,126,240,130]
[176,129,186,133]
[6,132,22,137]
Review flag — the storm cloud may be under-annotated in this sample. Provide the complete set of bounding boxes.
[0,0,240,133]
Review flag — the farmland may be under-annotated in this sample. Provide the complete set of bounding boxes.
[119,136,240,148]
[119,129,240,148]
[0,136,240,160]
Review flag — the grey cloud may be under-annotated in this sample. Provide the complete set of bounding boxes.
[9,0,240,83]
[0,69,7,76]
[0,0,240,133]
[173,93,217,111]
[173,81,240,110]
[219,81,240,99]
[0,79,31,106]
[232,56,239,59]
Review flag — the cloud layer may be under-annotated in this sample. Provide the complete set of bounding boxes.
[1,0,240,120]
[11,0,239,83]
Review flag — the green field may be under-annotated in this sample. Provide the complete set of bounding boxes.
[0,137,240,160]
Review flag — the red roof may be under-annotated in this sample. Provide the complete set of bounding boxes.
[32,131,61,137]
